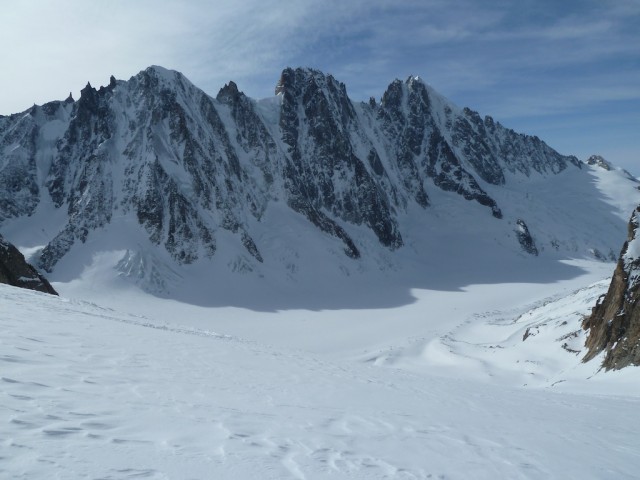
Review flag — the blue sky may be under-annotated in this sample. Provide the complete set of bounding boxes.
[2,0,638,174]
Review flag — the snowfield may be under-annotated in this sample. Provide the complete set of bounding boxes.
[2,256,640,479]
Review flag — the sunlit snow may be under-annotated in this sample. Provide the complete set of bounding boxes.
[2,255,639,479]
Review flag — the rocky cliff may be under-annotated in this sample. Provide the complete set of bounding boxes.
[583,206,640,369]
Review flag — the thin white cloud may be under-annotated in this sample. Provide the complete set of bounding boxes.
[1,0,364,110]
[486,84,640,119]
[0,0,508,110]
[1,1,198,111]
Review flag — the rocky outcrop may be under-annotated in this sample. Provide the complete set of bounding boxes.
[586,154,611,171]
[583,206,640,369]
[0,235,57,294]
[586,154,638,183]
[515,219,538,256]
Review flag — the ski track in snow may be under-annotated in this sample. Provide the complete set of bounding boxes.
[2,280,640,479]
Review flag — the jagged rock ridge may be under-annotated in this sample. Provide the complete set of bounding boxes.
[0,66,626,277]
[583,206,640,370]
[0,235,57,294]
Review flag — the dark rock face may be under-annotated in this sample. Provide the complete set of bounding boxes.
[424,131,502,219]
[474,114,581,178]
[451,108,505,185]
[39,81,117,271]
[278,67,402,254]
[583,206,640,370]
[375,77,521,218]
[0,235,57,295]
[515,219,538,256]
[377,78,431,208]
[0,66,590,272]
[0,111,41,222]
[586,154,611,171]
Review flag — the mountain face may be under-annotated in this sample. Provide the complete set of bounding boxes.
[0,66,637,291]
[0,234,57,294]
[583,206,640,370]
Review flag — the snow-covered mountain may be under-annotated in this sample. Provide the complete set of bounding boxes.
[1,66,638,295]
[2,66,640,478]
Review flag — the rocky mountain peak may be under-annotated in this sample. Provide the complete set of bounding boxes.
[404,75,430,98]
[131,66,188,96]
[216,80,242,104]
[276,66,401,256]
[586,154,612,171]
[275,68,348,100]
[79,81,96,102]
[380,76,429,108]
[583,206,640,369]
[380,79,404,110]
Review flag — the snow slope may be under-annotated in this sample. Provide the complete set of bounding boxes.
[2,255,639,479]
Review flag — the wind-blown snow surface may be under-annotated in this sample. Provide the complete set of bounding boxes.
[2,256,640,479]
